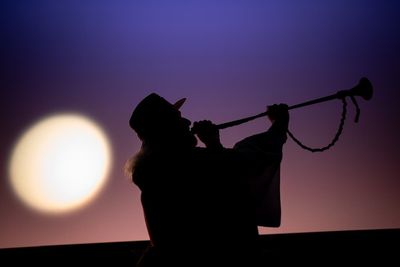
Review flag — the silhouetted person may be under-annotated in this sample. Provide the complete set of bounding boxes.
[126,93,289,266]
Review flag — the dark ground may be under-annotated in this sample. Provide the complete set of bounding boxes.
[1,228,398,265]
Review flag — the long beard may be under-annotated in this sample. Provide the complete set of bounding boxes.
[152,131,198,150]
[180,131,198,148]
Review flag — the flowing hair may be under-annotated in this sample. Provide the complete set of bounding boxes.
[124,147,145,178]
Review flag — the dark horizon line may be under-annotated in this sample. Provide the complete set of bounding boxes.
[1,227,398,251]
[0,228,398,265]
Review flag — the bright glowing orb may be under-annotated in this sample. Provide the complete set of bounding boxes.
[9,114,112,214]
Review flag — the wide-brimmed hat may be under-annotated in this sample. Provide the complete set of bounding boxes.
[129,93,186,135]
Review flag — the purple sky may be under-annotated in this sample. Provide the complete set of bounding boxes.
[1,0,399,248]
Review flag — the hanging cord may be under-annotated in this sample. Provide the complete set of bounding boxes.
[350,95,361,123]
[287,96,360,152]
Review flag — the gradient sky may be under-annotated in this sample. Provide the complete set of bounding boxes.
[1,0,399,249]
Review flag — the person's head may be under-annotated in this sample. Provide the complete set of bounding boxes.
[129,93,197,149]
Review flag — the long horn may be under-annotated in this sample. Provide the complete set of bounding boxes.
[216,77,373,130]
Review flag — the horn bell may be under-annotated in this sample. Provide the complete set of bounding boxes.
[350,77,373,101]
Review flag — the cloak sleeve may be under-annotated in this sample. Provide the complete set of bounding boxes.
[233,125,287,227]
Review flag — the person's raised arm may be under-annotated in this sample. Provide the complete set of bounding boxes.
[234,104,289,228]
